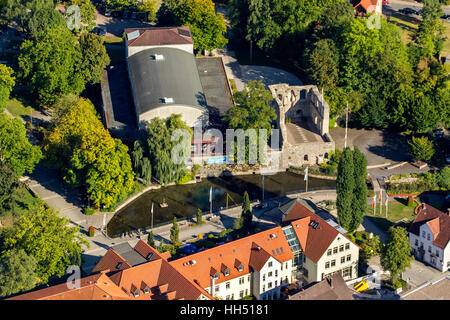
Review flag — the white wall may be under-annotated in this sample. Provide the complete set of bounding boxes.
[206,273,252,300]
[127,44,194,58]
[139,105,208,128]
[313,235,359,282]
[410,225,449,272]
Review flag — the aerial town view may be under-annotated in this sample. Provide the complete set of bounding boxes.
[0,0,449,311]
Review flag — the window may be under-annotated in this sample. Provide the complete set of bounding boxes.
[346,255,351,262]
[238,264,244,272]
[262,285,265,292]
[327,249,332,256]
[245,289,248,296]
[422,231,426,238]
[281,264,283,271]
[341,256,345,264]
[226,282,230,289]
[268,282,273,289]
[239,277,245,285]
[345,243,350,250]
[226,295,230,300]
[427,233,431,241]
[415,239,418,246]
[268,271,273,277]
[240,290,244,298]
[325,262,330,269]
[275,270,278,277]
[248,275,251,282]
[436,250,439,257]
[428,246,431,253]
[268,261,273,268]
[215,285,219,292]
[342,266,352,278]
[333,247,338,254]
[263,274,266,282]
[304,155,309,161]
[275,280,278,286]
[331,260,336,267]
[224,269,230,276]
[339,245,344,252]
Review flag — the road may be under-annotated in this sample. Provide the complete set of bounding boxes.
[384,0,450,17]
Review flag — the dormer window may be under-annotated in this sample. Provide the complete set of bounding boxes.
[224,269,230,277]
[116,262,123,269]
[147,253,154,260]
[238,264,244,272]
[144,286,150,294]
[134,289,140,297]
[214,272,220,279]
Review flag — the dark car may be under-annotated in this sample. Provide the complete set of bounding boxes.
[123,11,130,19]
[92,26,107,36]
[441,14,450,22]
[112,10,122,18]
[398,8,419,15]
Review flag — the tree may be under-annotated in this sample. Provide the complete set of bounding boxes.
[140,114,192,185]
[0,161,19,214]
[71,0,96,31]
[137,0,158,22]
[241,191,252,229]
[26,6,66,38]
[0,248,39,297]
[336,147,354,230]
[408,136,435,162]
[350,147,367,232]
[415,0,445,59]
[173,0,228,53]
[18,24,85,105]
[436,167,450,190]
[43,98,135,208]
[79,33,111,85]
[157,0,180,26]
[147,231,155,247]
[170,217,179,245]
[306,39,339,91]
[233,215,243,230]
[2,206,89,284]
[0,64,15,110]
[381,226,414,287]
[0,112,42,177]
[196,208,203,224]
[3,0,55,31]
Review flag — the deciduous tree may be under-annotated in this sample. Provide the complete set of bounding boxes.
[408,136,435,162]
[0,64,15,110]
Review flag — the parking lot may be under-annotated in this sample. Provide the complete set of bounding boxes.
[95,8,154,37]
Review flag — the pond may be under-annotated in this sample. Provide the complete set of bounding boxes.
[106,171,336,237]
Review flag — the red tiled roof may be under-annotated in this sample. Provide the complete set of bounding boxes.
[354,0,379,10]
[8,272,130,300]
[408,204,450,249]
[170,227,294,289]
[91,248,132,274]
[249,243,272,271]
[125,26,193,47]
[283,201,357,263]
[288,273,354,300]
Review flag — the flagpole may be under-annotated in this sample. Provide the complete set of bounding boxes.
[151,202,154,231]
[305,166,308,193]
[385,193,388,218]
[209,186,212,214]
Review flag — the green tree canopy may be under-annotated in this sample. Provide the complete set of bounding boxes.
[336,147,354,230]
[71,0,96,31]
[381,226,414,287]
[0,161,20,214]
[350,146,367,232]
[241,191,252,229]
[0,248,39,297]
[0,64,15,110]
[18,24,85,105]
[2,206,89,284]
[79,32,111,85]
[43,98,135,208]
[408,136,435,162]
[3,0,55,31]
[169,0,228,53]
[0,112,42,177]
[170,217,180,245]
[27,5,66,38]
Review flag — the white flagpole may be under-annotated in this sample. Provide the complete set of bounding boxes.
[151,202,154,231]
[262,174,265,201]
[209,186,212,214]
[304,166,308,192]
[385,193,388,218]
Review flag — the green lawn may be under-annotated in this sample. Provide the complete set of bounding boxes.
[388,13,450,56]
[6,98,34,118]
[104,36,124,45]
[366,197,416,232]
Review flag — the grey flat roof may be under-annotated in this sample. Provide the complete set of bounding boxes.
[195,57,233,123]
[111,242,147,267]
[128,47,207,117]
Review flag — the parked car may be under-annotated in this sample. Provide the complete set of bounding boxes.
[104,9,112,17]
[123,11,130,19]
[137,12,148,21]
[398,8,419,15]
[112,10,122,18]
[92,26,107,36]
[441,14,450,22]
[131,12,137,20]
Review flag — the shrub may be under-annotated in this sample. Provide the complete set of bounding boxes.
[407,196,415,207]
[88,226,95,237]
[408,136,435,162]
[84,207,96,215]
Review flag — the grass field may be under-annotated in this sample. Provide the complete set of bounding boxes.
[388,13,450,56]
[366,197,416,231]
[6,98,34,118]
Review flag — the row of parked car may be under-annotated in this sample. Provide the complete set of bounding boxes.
[104,9,148,21]
[398,7,450,21]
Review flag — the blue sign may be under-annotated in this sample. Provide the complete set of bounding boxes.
[207,157,229,164]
